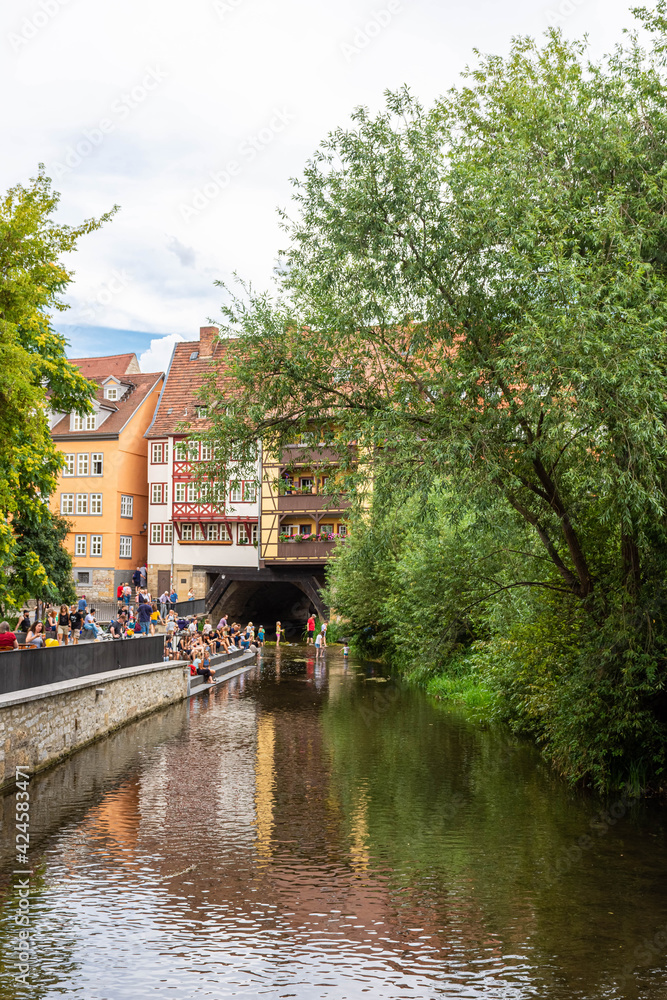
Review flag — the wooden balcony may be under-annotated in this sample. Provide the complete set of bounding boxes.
[276,493,350,513]
[270,540,338,562]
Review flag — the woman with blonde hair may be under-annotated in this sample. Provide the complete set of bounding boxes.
[275,621,282,646]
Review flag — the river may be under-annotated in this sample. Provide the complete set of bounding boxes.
[0,646,666,999]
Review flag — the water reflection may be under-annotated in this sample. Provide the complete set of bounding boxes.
[0,649,666,998]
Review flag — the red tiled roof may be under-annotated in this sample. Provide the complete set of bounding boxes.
[146,327,230,438]
[72,353,140,378]
[52,373,163,438]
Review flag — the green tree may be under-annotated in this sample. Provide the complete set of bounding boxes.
[0,166,116,608]
[204,18,667,787]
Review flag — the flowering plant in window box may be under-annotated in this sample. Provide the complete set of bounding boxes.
[239,538,249,545]
[293,534,304,542]
[278,533,291,542]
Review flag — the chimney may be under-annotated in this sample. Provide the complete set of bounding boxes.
[199,326,219,356]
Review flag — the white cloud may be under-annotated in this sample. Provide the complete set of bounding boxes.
[139,332,184,372]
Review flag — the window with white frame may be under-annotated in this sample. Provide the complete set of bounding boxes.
[119,535,132,558]
[90,494,103,515]
[72,413,97,431]
[105,385,118,400]
[151,523,162,544]
[163,522,173,544]
[195,406,208,419]
[338,524,347,536]
[91,453,103,476]
[207,523,219,541]
[174,441,187,460]
[194,523,205,541]
[60,493,74,515]
[238,523,249,544]
[242,481,257,502]
[320,524,334,535]
[188,440,200,461]
[200,442,212,461]
[174,482,186,502]
[151,442,166,464]
[77,453,89,476]
[181,524,193,540]
[90,534,102,556]
[76,494,88,515]
[186,482,199,502]
[251,522,258,544]
[63,454,75,477]
[120,495,133,518]
[151,483,167,504]
[75,534,86,556]
[229,481,242,503]
[220,523,231,542]
[300,477,313,492]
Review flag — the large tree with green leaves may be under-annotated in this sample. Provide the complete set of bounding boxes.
[0,166,115,609]
[204,12,667,786]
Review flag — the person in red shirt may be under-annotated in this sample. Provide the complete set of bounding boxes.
[0,622,18,651]
[306,614,316,645]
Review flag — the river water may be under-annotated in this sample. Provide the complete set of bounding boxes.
[1,647,667,999]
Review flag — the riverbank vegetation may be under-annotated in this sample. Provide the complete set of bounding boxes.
[206,6,667,792]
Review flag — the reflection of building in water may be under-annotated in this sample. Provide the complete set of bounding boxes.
[254,715,275,862]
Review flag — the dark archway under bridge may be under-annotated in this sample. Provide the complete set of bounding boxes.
[201,566,328,640]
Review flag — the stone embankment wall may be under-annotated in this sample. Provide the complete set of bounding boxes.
[0,660,189,789]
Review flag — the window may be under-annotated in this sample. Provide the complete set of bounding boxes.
[338,524,347,537]
[230,481,242,503]
[60,493,74,515]
[163,522,173,544]
[300,524,312,534]
[90,534,102,556]
[151,483,166,504]
[151,442,166,464]
[151,523,162,544]
[77,453,89,476]
[174,441,187,460]
[119,535,132,558]
[91,453,103,476]
[242,481,257,502]
[238,523,256,544]
[195,406,208,419]
[72,413,97,431]
[200,442,212,461]
[187,482,199,502]
[75,534,86,556]
[207,523,219,541]
[221,523,231,542]
[320,476,329,490]
[90,494,102,515]
[63,454,75,477]
[320,524,333,535]
[300,478,313,492]
[120,495,133,518]
[76,570,90,584]
[181,523,193,540]
[188,440,200,461]
[105,386,118,400]
[194,523,205,541]
[76,494,88,515]
[174,483,186,502]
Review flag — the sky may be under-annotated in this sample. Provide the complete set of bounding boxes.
[2,0,644,373]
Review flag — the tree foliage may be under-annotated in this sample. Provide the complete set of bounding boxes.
[0,166,116,608]
[205,19,667,789]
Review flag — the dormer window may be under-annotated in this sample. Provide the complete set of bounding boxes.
[72,413,97,431]
[105,386,118,400]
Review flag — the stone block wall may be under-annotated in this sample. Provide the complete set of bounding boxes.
[0,661,188,788]
[74,568,115,603]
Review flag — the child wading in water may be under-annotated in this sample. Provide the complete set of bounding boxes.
[275,621,282,646]
[257,625,265,647]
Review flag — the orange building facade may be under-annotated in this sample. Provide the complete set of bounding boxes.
[49,354,164,602]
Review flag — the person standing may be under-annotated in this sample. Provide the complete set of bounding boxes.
[136,599,152,635]
[320,621,328,647]
[140,565,147,590]
[169,587,178,609]
[275,621,282,647]
[69,604,84,644]
[257,625,265,647]
[132,567,141,594]
[58,604,71,645]
[306,614,315,645]
[16,610,31,634]
[159,590,169,620]
[77,594,88,613]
